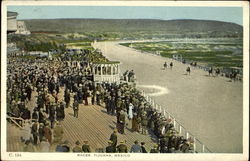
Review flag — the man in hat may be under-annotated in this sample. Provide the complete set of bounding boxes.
[132,113,139,132]
[116,141,128,153]
[73,99,79,118]
[109,129,118,148]
[61,140,71,152]
[64,89,70,108]
[31,120,39,145]
[38,123,45,143]
[109,97,116,115]
[180,140,190,153]
[130,140,142,153]
[56,102,65,121]
[106,140,116,153]
[141,142,147,153]
[32,108,39,121]
[55,140,64,152]
[44,122,52,144]
[49,104,56,128]
[82,140,91,152]
[118,110,126,134]
[150,144,159,153]
[73,140,82,152]
[159,135,169,153]
[141,111,148,135]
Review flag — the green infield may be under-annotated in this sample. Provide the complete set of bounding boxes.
[120,39,243,69]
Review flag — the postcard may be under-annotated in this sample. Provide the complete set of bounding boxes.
[1,1,249,161]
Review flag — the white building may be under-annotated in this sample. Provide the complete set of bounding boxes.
[7,11,18,34]
[15,21,31,35]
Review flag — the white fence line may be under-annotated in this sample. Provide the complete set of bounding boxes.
[139,89,212,153]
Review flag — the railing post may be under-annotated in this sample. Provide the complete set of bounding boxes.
[193,137,196,153]
[163,109,166,116]
[179,126,182,134]
[173,118,176,128]
[186,132,189,139]
[202,145,205,153]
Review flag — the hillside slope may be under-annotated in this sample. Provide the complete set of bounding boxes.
[23,19,243,33]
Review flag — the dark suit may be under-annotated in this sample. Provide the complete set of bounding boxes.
[109,133,117,148]
[82,144,91,152]
[106,145,116,153]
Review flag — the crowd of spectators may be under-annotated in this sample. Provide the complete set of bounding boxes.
[7,55,194,153]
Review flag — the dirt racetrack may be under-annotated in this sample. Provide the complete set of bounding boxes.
[93,41,243,153]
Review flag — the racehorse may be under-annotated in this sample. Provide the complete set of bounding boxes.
[170,62,173,69]
[208,67,213,76]
[163,62,167,70]
[215,68,220,76]
[186,66,191,75]
[230,72,238,82]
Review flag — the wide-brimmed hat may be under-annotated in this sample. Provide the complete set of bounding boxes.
[75,140,80,145]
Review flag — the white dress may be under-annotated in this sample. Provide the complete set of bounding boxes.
[128,103,134,120]
[22,121,31,141]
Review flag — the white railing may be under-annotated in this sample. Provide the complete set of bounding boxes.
[7,114,36,129]
[140,89,212,153]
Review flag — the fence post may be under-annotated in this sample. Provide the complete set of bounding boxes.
[193,137,196,153]
[202,145,205,153]
[186,132,189,139]
[173,118,176,128]
[179,126,182,134]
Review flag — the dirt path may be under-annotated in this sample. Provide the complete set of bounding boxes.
[93,41,243,153]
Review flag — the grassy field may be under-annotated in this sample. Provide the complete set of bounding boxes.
[120,39,243,69]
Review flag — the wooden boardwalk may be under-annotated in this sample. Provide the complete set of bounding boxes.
[7,87,157,152]
[60,104,157,152]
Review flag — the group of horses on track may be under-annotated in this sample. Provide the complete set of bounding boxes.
[162,61,241,82]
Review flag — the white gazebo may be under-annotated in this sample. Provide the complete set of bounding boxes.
[92,61,120,84]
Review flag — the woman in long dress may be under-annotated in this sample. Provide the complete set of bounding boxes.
[22,120,32,142]
[128,103,134,120]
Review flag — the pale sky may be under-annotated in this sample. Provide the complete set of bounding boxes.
[8,6,243,25]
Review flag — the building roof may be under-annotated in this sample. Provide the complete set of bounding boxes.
[7,11,18,17]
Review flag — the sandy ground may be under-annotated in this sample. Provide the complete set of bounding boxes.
[93,41,243,153]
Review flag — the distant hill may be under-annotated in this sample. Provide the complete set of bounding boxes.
[23,19,243,33]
